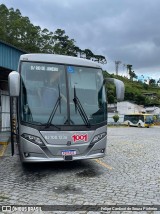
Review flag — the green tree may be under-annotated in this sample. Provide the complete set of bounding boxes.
[127,64,132,78]
[149,79,156,86]
[84,49,93,60]
[0,4,9,41]
[135,94,146,105]
[94,54,107,64]
[39,28,54,53]
[0,4,107,64]
[130,70,137,80]
[127,65,137,80]
[108,95,115,103]
[53,29,76,56]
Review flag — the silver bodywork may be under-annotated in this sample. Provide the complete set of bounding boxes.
[9,54,124,162]
[19,125,107,162]
[20,54,101,68]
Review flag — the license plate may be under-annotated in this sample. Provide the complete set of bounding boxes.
[61,150,76,156]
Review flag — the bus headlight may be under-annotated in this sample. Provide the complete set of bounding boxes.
[91,132,107,145]
[22,133,44,146]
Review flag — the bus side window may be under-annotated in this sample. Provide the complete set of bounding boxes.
[139,115,144,122]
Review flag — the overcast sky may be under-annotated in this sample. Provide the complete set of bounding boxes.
[1,0,160,80]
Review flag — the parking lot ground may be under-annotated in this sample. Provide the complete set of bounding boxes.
[0,127,160,214]
[0,142,8,157]
[0,131,10,157]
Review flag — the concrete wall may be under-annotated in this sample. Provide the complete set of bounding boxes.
[117,101,146,114]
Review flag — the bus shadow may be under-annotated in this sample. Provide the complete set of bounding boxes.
[20,159,103,178]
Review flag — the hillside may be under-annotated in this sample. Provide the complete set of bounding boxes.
[103,71,160,106]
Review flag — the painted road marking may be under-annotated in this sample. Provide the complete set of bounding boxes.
[95,159,113,170]
[0,142,8,157]
[0,142,8,145]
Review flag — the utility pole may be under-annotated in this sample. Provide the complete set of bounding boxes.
[115,61,121,75]
[123,64,127,78]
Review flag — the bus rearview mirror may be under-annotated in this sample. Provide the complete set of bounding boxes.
[8,71,20,97]
[104,78,125,101]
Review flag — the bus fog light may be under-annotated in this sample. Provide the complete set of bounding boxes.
[91,132,107,145]
[101,149,105,153]
[24,152,30,157]
[22,133,44,146]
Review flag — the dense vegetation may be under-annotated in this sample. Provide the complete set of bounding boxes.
[1,4,160,106]
[0,4,106,64]
[103,71,160,106]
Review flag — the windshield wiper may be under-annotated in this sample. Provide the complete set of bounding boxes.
[44,85,62,129]
[73,86,91,128]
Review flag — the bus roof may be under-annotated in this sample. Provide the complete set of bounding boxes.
[19,54,101,68]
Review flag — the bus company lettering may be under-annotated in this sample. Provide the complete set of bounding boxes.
[72,134,88,142]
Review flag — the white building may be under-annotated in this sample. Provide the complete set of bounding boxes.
[117,101,146,114]
[145,106,160,115]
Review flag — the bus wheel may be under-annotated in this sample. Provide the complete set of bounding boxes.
[138,123,141,128]
[128,122,130,127]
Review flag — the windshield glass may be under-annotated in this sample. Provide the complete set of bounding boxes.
[145,115,153,123]
[67,66,107,125]
[21,62,67,125]
[20,62,107,126]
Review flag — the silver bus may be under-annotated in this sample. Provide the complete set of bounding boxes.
[9,54,124,163]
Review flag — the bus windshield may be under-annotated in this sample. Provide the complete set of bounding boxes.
[20,62,107,126]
